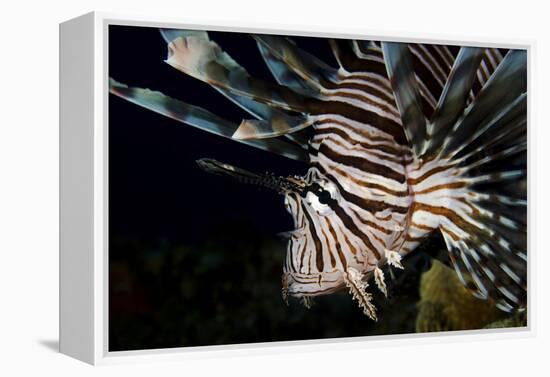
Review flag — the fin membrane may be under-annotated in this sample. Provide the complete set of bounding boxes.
[109,78,308,162]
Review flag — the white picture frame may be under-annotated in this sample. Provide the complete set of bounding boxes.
[59,11,534,365]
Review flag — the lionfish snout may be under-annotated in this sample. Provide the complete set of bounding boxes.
[196,158,306,195]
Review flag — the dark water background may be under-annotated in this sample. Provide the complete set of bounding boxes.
[108,25,451,351]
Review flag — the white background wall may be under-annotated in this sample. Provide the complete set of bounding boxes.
[0,0,548,375]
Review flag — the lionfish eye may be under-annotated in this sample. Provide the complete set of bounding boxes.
[306,183,334,205]
[317,189,331,204]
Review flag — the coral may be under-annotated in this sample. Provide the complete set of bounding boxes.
[416,260,508,332]
[484,311,527,329]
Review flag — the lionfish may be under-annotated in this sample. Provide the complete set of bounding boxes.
[110,28,527,320]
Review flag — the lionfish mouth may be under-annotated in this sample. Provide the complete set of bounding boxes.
[196,158,305,195]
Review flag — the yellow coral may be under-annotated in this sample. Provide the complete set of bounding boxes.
[416,260,507,332]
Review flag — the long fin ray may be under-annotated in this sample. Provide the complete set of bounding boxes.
[329,39,361,72]
[233,114,316,140]
[382,42,428,155]
[425,47,485,156]
[165,36,316,113]
[440,50,527,156]
[441,227,526,311]
[160,30,315,121]
[160,28,208,44]
[256,41,318,95]
[109,78,309,162]
[330,40,387,77]
[469,48,507,103]
[407,43,458,120]
[409,46,527,312]
[253,35,338,91]
[450,93,527,161]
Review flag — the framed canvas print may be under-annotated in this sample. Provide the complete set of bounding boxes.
[59,12,531,365]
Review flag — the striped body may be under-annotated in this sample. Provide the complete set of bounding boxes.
[110,31,527,319]
[282,43,455,299]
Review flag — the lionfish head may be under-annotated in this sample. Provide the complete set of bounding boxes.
[196,158,373,309]
[279,168,352,298]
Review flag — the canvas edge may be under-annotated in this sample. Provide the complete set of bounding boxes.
[59,10,536,366]
[59,11,96,365]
